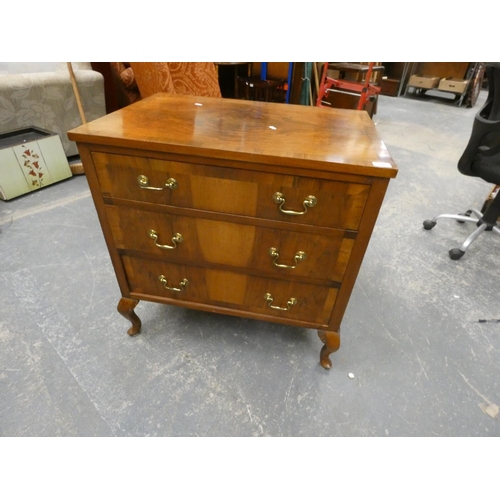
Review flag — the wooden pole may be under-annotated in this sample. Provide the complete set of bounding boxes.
[313,62,320,100]
[67,62,87,124]
[66,62,86,174]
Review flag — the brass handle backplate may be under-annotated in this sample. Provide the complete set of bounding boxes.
[158,275,189,292]
[272,192,317,215]
[138,175,178,191]
[264,293,297,311]
[268,247,306,269]
[149,230,183,250]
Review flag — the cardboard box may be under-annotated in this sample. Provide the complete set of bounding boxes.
[0,127,72,200]
[408,74,441,89]
[438,78,469,93]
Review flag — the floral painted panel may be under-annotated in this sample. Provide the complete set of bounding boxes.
[12,142,52,190]
[0,134,72,200]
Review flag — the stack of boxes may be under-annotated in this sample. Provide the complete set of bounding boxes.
[408,74,470,94]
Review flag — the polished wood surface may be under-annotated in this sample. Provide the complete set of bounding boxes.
[68,93,398,370]
[123,255,336,325]
[318,330,341,369]
[93,152,371,230]
[117,297,141,335]
[69,94,397,178]
[106,204,354,283]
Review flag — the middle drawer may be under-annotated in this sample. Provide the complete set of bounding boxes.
[106,204,355,284]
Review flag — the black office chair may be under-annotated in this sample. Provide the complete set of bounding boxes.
[423,62,500,260]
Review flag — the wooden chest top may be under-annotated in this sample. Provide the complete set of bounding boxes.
[68,93,397,179]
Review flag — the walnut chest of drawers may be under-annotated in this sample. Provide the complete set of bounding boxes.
[68,93,397,369]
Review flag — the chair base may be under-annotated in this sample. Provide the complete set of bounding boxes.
[423,208,500,260]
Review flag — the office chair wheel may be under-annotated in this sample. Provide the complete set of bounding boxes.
[449,248,465,260]
[423,220,436,230]
[457,210,472,222]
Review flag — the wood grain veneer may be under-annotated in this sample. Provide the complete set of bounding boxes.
[68,93,397,370]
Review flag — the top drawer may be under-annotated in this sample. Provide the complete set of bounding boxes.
[92,152,370,230]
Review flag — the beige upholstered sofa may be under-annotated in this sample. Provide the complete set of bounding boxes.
[0,62,106,157]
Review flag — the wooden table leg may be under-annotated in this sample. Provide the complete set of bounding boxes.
[117,297,141,336]
[318,330,341,369]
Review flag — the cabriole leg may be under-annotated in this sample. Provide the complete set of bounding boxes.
[318,330,341,370]
[117,297,141,336]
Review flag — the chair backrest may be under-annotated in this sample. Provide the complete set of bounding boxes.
[110,62,142,108]
[130,62,221,99]
[458,63,500,180]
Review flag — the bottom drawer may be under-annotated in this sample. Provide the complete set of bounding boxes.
[122,256,338,326]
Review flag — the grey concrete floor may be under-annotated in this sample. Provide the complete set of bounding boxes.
[1,90,499,437]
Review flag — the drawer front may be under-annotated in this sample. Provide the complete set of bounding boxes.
[107,205,355,283]
[93,152,370,230]
[122,256,338,326]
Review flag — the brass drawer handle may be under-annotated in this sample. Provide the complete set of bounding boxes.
[268,247,306,269]
[264,293,297,311]
[137,175,178,191]
[272,192,317,215]
[158,275,189,292]
[149,230,183,250]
